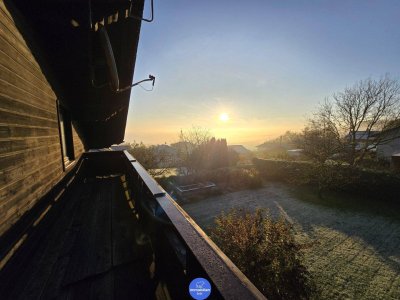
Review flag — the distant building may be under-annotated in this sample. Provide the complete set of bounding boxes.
[256,132,298,152]
[376,126,400,162]
[170,141,194,153]
[110,143,131,151]
[346,131,380,151]
[287,149,304,158]
[256,142,284,151]
[153,144,177,156]
[228,145,252,155]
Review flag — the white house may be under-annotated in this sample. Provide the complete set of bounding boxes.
[346,131,380,151]
[376,126,400,161]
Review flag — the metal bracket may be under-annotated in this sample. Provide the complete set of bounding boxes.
[117,75,155,93]
[129,0,154,23]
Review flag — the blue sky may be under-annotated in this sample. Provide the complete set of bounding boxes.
[126,0,400,147]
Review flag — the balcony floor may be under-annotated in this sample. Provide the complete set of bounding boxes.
[0,176,155,300]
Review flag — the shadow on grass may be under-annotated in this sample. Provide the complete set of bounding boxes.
[183,182,400,298]
[289,185,400,222]
[285,184,400,289]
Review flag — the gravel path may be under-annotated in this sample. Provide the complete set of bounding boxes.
[181,183,400,300]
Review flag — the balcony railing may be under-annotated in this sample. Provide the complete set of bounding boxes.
[0,150,265,299]
[121,150,265,299]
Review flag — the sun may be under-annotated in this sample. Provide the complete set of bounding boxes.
[219,113,229,122]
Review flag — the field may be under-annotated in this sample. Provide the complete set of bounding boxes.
[181,183,400,299]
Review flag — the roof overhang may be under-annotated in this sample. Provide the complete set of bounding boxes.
[5,0,145,149]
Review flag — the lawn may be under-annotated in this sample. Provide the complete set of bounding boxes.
[181,182,400,300]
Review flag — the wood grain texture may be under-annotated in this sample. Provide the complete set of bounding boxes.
[72,127,84,158]
[0,0,84,235]
[0,176,155,300]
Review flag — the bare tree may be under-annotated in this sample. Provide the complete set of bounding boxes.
[127,142,173,177]
[312,76,400,165]
[173,126,211,174]
[298,116,342,163]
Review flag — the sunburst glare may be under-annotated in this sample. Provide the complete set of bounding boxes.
[219,113,229,122]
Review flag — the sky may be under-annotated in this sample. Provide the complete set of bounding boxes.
[125,0,400,148]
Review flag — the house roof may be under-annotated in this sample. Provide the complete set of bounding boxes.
[110,144,131,151]
[228,145,251,154]
[380,121,400,136]
[352,131,380,139]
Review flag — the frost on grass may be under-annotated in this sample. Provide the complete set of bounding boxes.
[182,183,400,300]
[302,226,400,299]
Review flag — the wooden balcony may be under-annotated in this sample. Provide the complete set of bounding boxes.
[0,151,264,299]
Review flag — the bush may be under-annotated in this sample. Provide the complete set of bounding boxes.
[210,209,315,300]
[201,168,262,190]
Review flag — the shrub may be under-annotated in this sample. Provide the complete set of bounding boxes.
[210,209,315,300]
[203,168,262,190]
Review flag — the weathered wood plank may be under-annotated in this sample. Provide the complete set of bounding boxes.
[0,158,61,209]
[0,2,13,20]
[0,1,52,92]
[0,174,156,299]
[40,181,92,299]
[0,78,55,110]
[0,177,83,299]
[0,160,62,219]
[62,271,114,300]
[72,126,85,157]
[0,143,60,170]
[112,176,151,265]
[62,178,113,285]
[0,0,84,239]
[0,49,53,98]
[0,39,52,91]
[0,63,55,102]
[0,92,57,122]
[111,177,155,299]
[0,167,62,235]
[0,124,58,139]
[0,94,56,122]
[0,108,58,128]
[13,181,84,300]
[0,14,41,72]
[0,6,29,47]
[0,135,59,155]
[0,151,60,186]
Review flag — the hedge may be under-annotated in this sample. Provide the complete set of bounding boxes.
[253,158,400,201]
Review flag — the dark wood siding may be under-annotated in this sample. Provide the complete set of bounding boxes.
[0,1,84,235]
[72,127,84,159]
